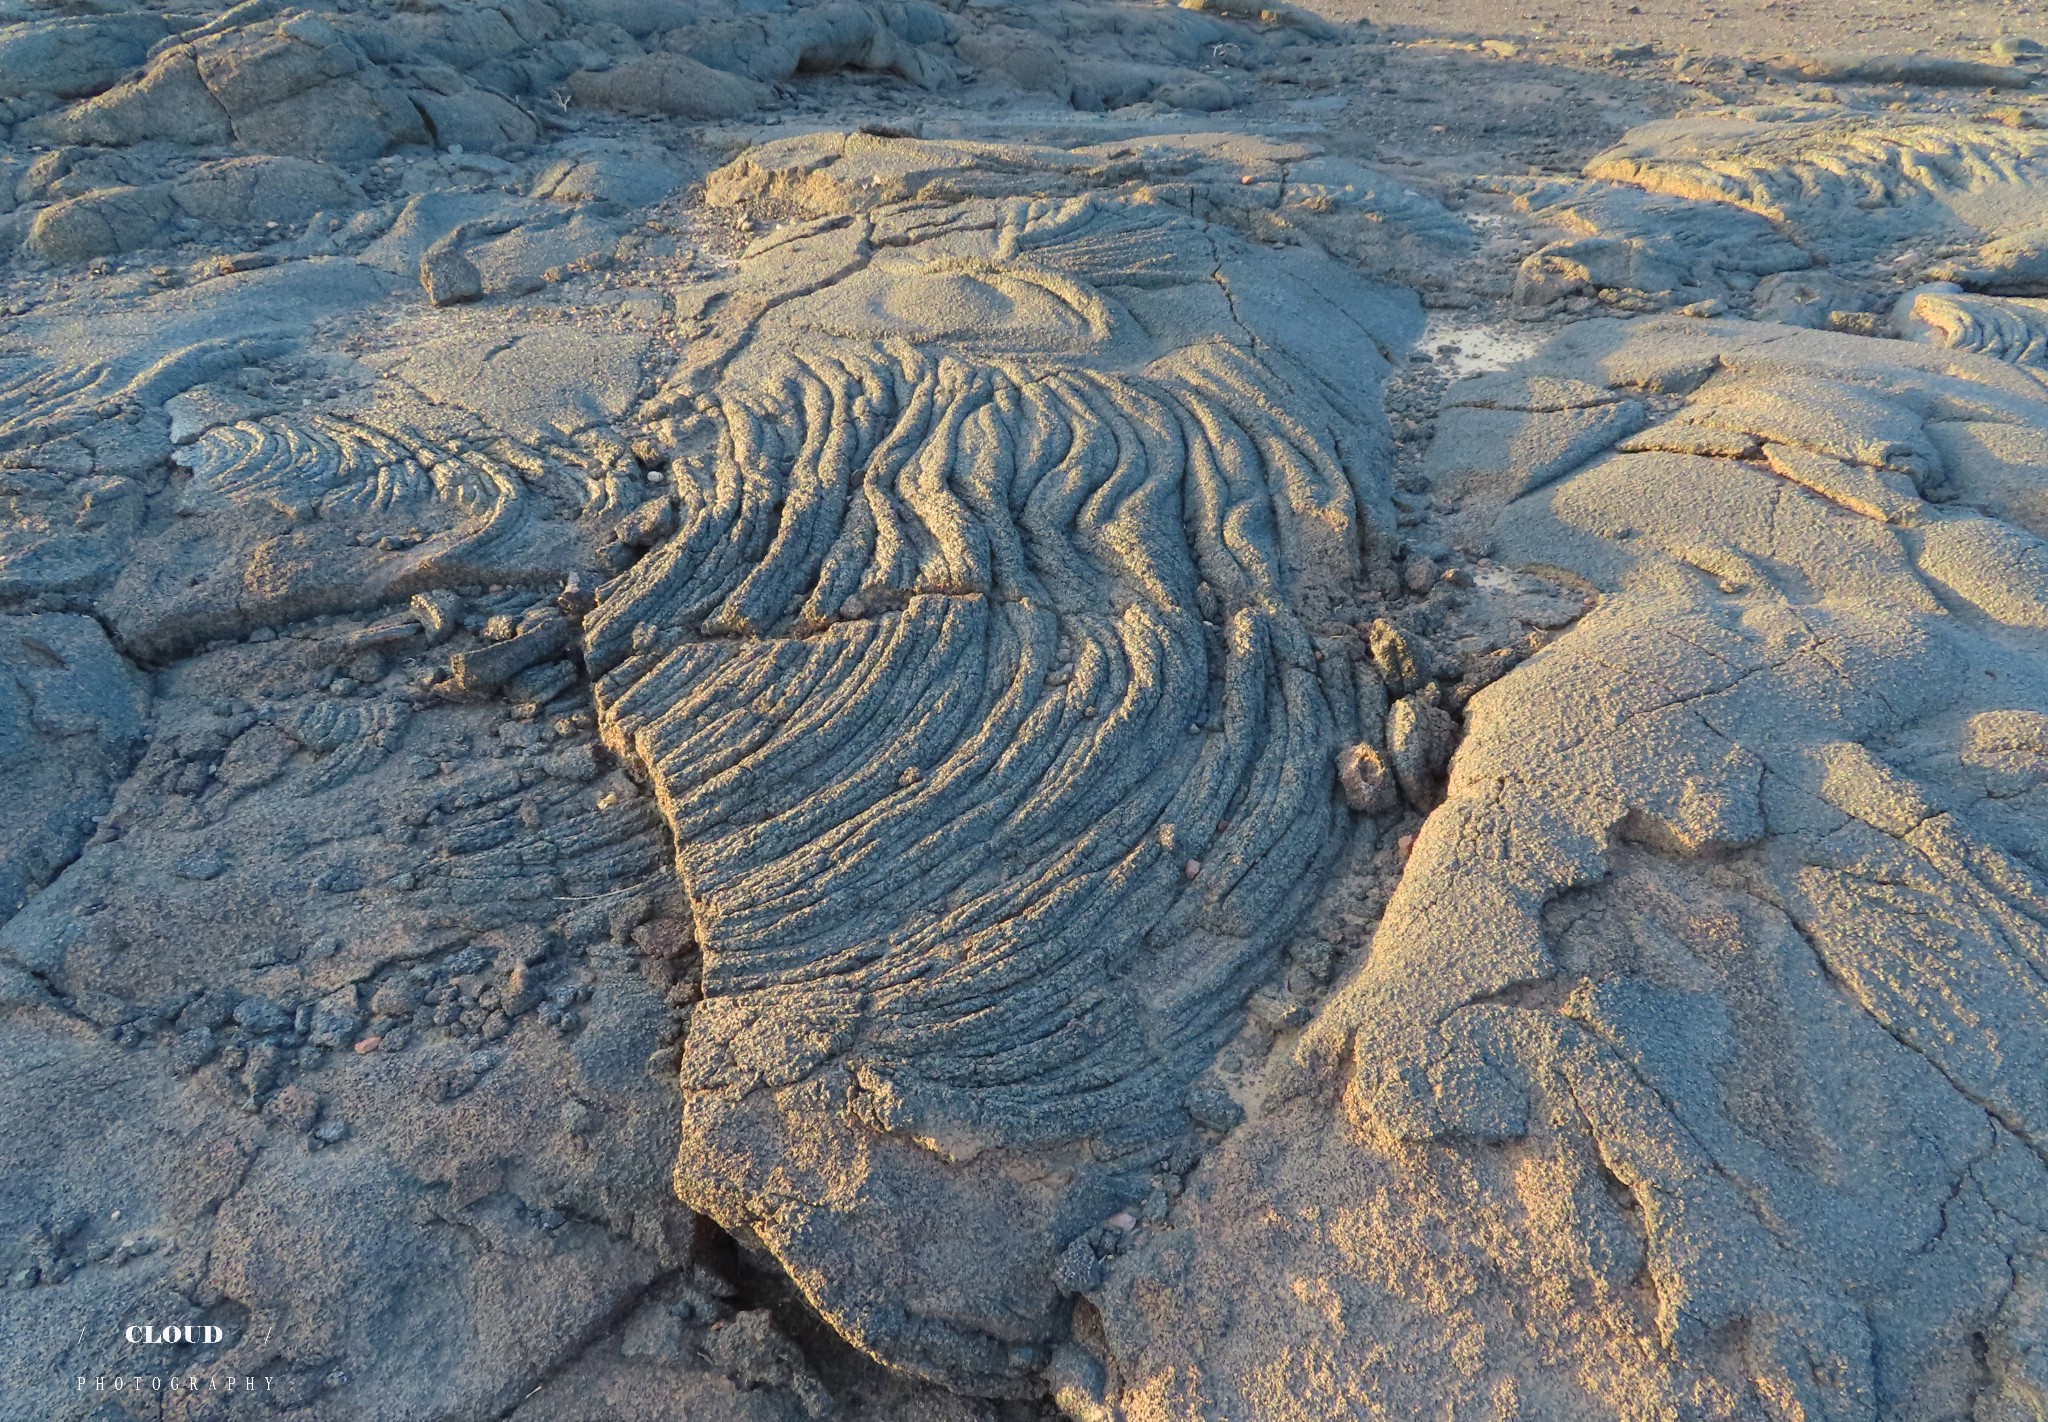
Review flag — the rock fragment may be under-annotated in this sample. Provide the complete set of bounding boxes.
[616,496,676,549]
[368,977,421,1019]
[450,613,571,693]
[307,986,364,1049]
[1337,742,1398,813]
[410,591,463,645]
[1185,1080,1244,1133]
[506,659,576,708]
[420,246,483,307]
[1365,618,1427,698]
[1385,687,1457,809]
[705,1311,836,1418]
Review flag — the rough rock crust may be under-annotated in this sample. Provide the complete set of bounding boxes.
[587,132,1415,1392]
[1094,317,2048,1422]
[8,0,2048,1419]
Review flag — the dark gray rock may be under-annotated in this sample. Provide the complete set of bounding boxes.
[565,53,767,118]
[0,14,173,102]
[421,245,485,307]
[233,996,292,1035]
[26,183,174,263]
[451,614,571,692]
[0,614,147,919]
[171,155,363,228]
[307,985,364,1049]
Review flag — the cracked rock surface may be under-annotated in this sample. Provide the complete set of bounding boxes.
[7,0,2048,1418]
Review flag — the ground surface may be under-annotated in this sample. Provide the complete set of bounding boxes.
[5,0,2048,1419]
[1318,0,2045,55]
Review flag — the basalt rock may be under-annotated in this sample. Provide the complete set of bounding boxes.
[1095,315,2048,1422]
[169,154,364,228]
[0,13,174,102]
[584,134,1419,1392]
[1898,284,2048,372]
[105,399,615,661]
[1583,112,2048,294]
[11,6,2048,1420]
[0,614,149,920]
[25,182,175,263]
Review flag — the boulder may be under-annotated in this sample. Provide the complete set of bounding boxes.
[421,246,484,306]
[565,54,767,118]
[170,155,364,228]
[20,48,233,148]
[0,14,174,102]
[193,13,428,162]
[406,65,540,152]
[26,183,175,263]
[22,11,428,161]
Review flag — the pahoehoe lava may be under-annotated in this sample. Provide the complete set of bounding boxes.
[586,157,1412,1389]
[6,1,2048,1419]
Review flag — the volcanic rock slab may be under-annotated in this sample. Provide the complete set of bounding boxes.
[1900,285,2048,376]
[1511,110,2048,313]
[11,0,2048,1416]
[586,133,1420,1392]
[1086,316,2048,1422]
[0,613,147,919]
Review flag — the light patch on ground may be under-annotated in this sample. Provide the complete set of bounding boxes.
[1419,314,1544,376]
